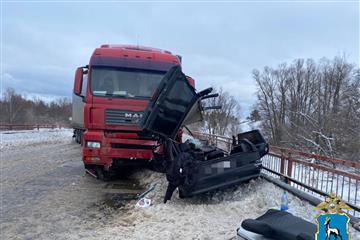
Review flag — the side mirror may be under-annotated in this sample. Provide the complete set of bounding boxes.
[73,67,83,96]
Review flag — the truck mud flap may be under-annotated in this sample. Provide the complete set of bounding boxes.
[179,152,262,198]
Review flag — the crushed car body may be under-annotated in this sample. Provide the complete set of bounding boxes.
[140,65,269,202]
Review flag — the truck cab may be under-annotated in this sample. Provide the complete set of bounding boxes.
[72,44,183,178]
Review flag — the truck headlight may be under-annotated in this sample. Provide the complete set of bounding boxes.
[86,141,101,149]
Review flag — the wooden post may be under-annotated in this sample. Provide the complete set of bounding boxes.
[280,149,285,175]
[286,152,293,184]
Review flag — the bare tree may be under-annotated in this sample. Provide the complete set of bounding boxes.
[253,56,360,161]
[201,88,242,137]
[0,88,72,125]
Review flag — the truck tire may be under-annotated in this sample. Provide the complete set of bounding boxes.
[74,129,84,144]
[95,166,111,181]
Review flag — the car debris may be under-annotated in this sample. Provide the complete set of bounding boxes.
[136,198,152,208]
[237,209,316,240]
[140,65,269,202]
[137,182,158,199]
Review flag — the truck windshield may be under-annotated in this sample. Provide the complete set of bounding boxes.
[90,67,165,98]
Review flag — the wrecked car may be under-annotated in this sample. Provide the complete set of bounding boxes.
[140,65,269,202]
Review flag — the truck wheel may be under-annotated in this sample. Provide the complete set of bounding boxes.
[76,130,81,144]
[95,166,111,181]
[79,132,83,145]
[74,129,84,144]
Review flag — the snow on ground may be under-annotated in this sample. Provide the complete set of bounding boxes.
[1,129,359,239]
[93,171,359,240]
[0,128,73,150]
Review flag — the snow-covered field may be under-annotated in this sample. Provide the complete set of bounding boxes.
[1,129,359,239]
[1,128,73,149]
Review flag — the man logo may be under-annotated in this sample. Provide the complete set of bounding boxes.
[125,113,143,118]
[315,193,351,240]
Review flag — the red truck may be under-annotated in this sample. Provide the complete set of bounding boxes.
[73,44,268,201]
[72,44,189,179]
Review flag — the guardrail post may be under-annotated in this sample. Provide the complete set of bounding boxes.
[280,149,285,175]
[37,125,39,130]
[286,152,293,184]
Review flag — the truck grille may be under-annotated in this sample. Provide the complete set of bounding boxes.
[111,143,154,149]
[105,109,143,125]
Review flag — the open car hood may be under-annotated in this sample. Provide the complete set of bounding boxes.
[140,66,203,139]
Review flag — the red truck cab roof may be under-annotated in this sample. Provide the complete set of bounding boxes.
[90,44,181,71]
[100,44,173,54]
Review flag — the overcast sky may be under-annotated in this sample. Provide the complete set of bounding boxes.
[2,1,359,116]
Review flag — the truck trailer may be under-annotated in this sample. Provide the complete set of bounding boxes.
[72,44,268,200]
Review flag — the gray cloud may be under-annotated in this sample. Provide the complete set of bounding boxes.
[2,2,359,115]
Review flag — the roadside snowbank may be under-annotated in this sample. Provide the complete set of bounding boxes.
[0,128,73,150]
[90,171,360,240]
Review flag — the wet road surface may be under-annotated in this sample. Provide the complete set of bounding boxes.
[0,141,143,239]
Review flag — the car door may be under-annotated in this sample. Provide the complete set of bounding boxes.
[140,65,202,139]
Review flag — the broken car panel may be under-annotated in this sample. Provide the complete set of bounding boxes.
[141,65,269,202]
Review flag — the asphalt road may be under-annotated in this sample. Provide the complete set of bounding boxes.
[0,140,142,240]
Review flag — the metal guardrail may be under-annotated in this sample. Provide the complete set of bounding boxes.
[0,124,70,131]
[192,131,233,152]
[193,131,360,217]
[262,147,360,217]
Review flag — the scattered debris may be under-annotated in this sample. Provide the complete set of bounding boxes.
[137,182,158,199]
[135,197,152,208]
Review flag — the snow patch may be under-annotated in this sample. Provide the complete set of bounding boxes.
[0,128,73,150]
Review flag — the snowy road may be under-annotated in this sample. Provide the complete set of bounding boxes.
[1,130,129,239]
[1,129,359,239]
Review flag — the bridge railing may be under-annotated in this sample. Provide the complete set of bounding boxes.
[263,146,360,217]
[0,124,70,131]
[192,131,360,217]
[192,131,233,152]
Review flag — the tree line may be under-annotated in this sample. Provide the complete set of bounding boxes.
[0,88,72,125]
[2,56,359,161]
[252,56,360,161]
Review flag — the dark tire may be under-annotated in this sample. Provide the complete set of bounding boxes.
[74,129,84,144]
[95,166,111,181]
